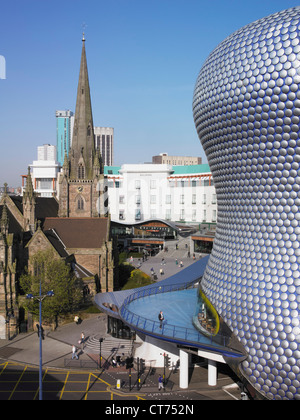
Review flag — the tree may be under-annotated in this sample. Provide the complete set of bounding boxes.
[20,250,83,324]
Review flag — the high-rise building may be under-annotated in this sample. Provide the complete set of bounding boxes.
[94,126,114,166]
[56,110,74,166]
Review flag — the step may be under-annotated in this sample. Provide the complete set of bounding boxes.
[84,334,133,356]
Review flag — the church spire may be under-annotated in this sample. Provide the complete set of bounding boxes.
[70,36,95,180]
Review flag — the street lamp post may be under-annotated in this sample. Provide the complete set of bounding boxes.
[27,285,54,401]
[99,338,104,368]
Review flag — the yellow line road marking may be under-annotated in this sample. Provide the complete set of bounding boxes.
[8,365,27,400]
[84,373,91,400]
[59,371,69,400]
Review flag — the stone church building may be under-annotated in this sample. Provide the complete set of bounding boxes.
[0,37,115,338]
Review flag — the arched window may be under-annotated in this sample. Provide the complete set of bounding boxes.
[78,164,85,179]
[77,196,84,210]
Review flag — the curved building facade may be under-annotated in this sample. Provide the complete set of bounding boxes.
[193,7,300,399]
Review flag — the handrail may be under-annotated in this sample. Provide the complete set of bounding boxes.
[119,281,243,355]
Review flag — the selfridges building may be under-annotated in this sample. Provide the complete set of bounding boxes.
[193,7,300,400]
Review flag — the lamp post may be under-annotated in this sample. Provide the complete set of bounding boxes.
[26,285,54,401]
[99,337,104,368]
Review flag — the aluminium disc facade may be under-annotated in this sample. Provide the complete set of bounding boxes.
[193,7,300,400]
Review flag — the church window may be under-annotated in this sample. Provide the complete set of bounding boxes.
[77,196,84,210]
[78,164,85,179]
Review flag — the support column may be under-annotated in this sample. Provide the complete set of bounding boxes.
[208,359,217,386]
[179,349,189,389]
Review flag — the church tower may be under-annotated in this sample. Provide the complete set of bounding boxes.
[59,35,107,218]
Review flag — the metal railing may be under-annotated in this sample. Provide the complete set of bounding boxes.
[119,281,241,355]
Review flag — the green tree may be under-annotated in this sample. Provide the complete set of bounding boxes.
[20,250,83,323]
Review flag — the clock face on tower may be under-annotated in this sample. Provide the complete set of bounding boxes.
[77,186,83,192]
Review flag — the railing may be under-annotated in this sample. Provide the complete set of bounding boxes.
[119,281,242,355]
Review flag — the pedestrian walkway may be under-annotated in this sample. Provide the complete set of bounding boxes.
[129,236,206,282]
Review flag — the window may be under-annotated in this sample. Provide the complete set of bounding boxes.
[135,209,141,220]
[77,196,84,210]
[136,195,141,205]
[150,209,156,218]
[192,194,196,204]
[166,195,171,204]
[165,209,171,220]
[119,210,125,220]
[203,209,206,222]
[135,180,141,189]
[202,194,206,204]
[212,210,217,222]
[180,195,184,204]
[39,178,52,190]
[212,194,216,204]
[78,164,85,179]
[150,195,156,204]
[150,180,156,189]
[119,195,125,204]
[180,209,185,221]
[192,209,197,221]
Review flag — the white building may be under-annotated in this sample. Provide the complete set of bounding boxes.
[105,164,217,225]
[29,144,61,197]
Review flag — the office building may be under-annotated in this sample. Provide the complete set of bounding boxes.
[94,126,114,166]
[105,163,216,225]
[152,153,202,165]
[56,110,74,166]
[28,144,60,197]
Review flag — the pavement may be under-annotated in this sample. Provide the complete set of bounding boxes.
[0,237,244,400]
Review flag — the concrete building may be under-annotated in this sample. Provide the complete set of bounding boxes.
[152,153,202,165]
[94,127,114,166]
[28,144,61,197]
[105,163,216,225]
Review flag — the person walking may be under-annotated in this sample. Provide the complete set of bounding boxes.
[80,332,85,351]
[158,311,164,329]
[158,375,164,391]
[72,345,79,360]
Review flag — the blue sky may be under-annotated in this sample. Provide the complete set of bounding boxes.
[0,0,299,186]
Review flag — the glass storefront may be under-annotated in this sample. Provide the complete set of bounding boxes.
[107,316,136,340]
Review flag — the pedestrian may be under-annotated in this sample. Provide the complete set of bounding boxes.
[160,268,164,276]
[158,311,164,329]
[80,332,85,350]
[72,345,79,360]
[175,258,178,265]
[112,357,117,368]
[158,375,164,391]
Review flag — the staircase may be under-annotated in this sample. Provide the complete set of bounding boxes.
[84,334,133,357]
